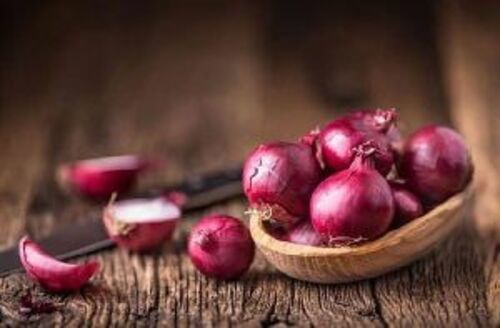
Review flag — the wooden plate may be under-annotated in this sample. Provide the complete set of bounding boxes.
[250,186,473,284]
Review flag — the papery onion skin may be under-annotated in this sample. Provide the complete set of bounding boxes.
[242,141,322,225]
[103,197,180,252]
[19,236,99,293]
[347,108,399,135]
[389,181,424,228]
[310,144,394,244]
[317,115,395,176]
[353,108,404,157]
[284,221,325,246]
[57,155,161,201]
[188,215,255,280]
[401,125,473,205]
[299,128,321,147]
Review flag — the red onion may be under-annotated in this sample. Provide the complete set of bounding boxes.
[347,108,399,134]
[389,181,424,227]
[310,143,394,245]
[262,220,288,241]
[19,236,99,293]
[356,108,404,159]
[299,128,327,171]
[283,221,325,246]
[57,155,162,200]
[103,195,181,252]
[188,214,255,280]
[317,109,397,175]
[242,141,322,226]
[401,125,473,205]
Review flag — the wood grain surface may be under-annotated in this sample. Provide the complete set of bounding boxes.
[0,0,498,326]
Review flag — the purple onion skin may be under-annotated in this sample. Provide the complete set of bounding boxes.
[318,118,395,176]
[103,215,178,252]
[347,108,399,134]
[19,236,100,293]
[188,215,255,280]
[401,125,473,205]
[389,181,424,227]
[284,221,325,246]
[263,220,287,241]
[60,165,139,200]
[310,156,394,244]
[242,141,322,221]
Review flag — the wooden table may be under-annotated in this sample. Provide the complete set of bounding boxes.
[1,1,499,326]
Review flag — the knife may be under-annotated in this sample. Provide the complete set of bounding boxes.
[0,166,243,277]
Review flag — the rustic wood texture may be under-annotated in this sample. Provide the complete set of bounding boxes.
[439,0,500,324]
[0,0,497,326]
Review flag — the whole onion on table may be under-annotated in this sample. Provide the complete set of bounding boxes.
[188,214,255,280]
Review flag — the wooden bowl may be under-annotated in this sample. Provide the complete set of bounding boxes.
[250,186,473,284]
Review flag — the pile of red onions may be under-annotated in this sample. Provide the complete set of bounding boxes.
[243,108,472,247]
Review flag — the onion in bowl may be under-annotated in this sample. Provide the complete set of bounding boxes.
[401,125,473,205]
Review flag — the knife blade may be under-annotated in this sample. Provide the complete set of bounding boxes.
[0,166,243,277]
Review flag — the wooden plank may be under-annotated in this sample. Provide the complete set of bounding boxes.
[438,0,500,324]
[0,113,52,324]
[3,1,275,326]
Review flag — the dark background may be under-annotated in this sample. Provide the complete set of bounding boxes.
[1,0,448,167]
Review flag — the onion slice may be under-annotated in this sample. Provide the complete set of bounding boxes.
[18,236,100,293]
[103,195,181,252]
[57,155,163,200]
